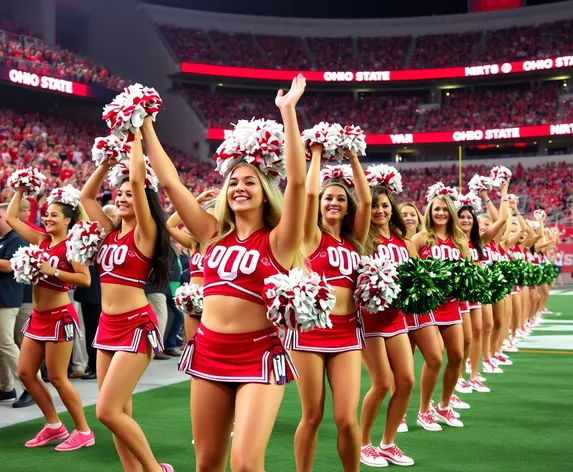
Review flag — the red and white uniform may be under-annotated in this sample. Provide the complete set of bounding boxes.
[179,228,297,385]
[285,232,364,353]
[23,237,81,342]
[362,232,409,338]
[189,249,204,278]
[419,237,462,326]
[93,229,164,354]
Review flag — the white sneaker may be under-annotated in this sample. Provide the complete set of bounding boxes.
[378,444,414,466]
[397,416,408,433]
[449,394,470,410]
[433,405,464,427]
[360,444,389,467]
[431,400,460,418]
[494,353,513,366]
[469,377,491,393]
[455,378,473,394]
[482,359,503,374]
[417,410,442,431]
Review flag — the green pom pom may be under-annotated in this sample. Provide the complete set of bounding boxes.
[449,259,488,303]
[538,262,559,284]
[510,259,529,287]
[497,260,519,294]
[481,264,509,305]
[523,262,544,286]
[394,258,453,315]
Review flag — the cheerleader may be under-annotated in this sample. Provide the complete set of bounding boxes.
[81,133,173,471]
[358,165,415,467]
[411,183,469,428]
[6,187,94,450]
[284,144,371,472]
[166,190,218,340]
[399,202,423,238]
[142,75,307,471]
[457,182,508,391]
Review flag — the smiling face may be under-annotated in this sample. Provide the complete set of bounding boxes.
[400,204,419,232]
[458,209,474,234]
[115,181,135,219]
[431,197,450,228]
[227,164,264,213]
[371,193,391,228]
[43,203,70,235]
[320,184,348,224]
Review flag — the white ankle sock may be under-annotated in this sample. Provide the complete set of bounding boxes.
[46,422,62,429]
[78,429,91,435]
[380,443,394,449]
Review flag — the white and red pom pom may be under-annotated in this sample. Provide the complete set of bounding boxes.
[214,118,285,181]
[10,245,49,285]
[46,185,81,208]
[107,156,159,192]
[91,135,132,167]
[263,268,335,332]
[354,256,401,314]
[534,209,547,220]
[174,283,204,315]
[508,194,519,205]
[340,124,367,157]
[529,220,540,230]
[320,165,354,188]
[301,122,344,162]
[468,174,494,193]
[426,182,459,203]
[66,221,105,265]
[456,193,482,213]
[7,167,46,198]
[365,164,403,193]
[102,84,163,140]
[489,166,512,187]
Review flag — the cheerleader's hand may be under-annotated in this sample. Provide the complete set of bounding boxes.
[310,143,324,157]
[197,188,220,204]
[344,149,359,160]
[39,261,55,276]
[275,74,306,110]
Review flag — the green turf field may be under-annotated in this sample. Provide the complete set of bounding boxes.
[2,294,573,472]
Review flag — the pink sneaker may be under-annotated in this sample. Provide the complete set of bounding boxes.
[25,424,69,448]
[160,465,174,472]
[378,444,414,466]
[55,429,95,451]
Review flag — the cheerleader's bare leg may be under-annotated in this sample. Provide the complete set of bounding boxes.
[438,324,464,408]
[511,294,521,341]
[381,334,414,444]
[360,338,392,446]
[460,313,472,377]
[231,382,285,472]
[468,308,483,379]
[410,327,442,413]
[18,337,60,424]
[491,300,504,356]
[326,350,362,472]
[46,341,89,432]
[191,378,234,472]
[96,350,163,472]
[481,304,493,361]
[292,351,326,472]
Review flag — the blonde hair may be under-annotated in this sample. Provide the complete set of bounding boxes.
[399,202,424,234]
[424,196,466,251]
[208,163,305,268]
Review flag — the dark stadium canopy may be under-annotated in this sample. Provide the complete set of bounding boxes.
[144,0,564,19]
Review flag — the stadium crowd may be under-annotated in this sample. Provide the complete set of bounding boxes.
[0,16,127,90]
[159,19,573,70]
[178,80,566,134]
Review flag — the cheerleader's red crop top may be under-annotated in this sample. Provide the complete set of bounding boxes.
[308,232,360,289]
[37,237,74,292]
[95,229,152,288]
[374,232,409,264]
[202,227,287,305]
[189,250,204,278]
[419,236,461,261]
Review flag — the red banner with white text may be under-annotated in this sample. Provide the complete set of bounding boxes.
[557,244,573,270]
[207,123,573,145]
[181,54,573,83]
